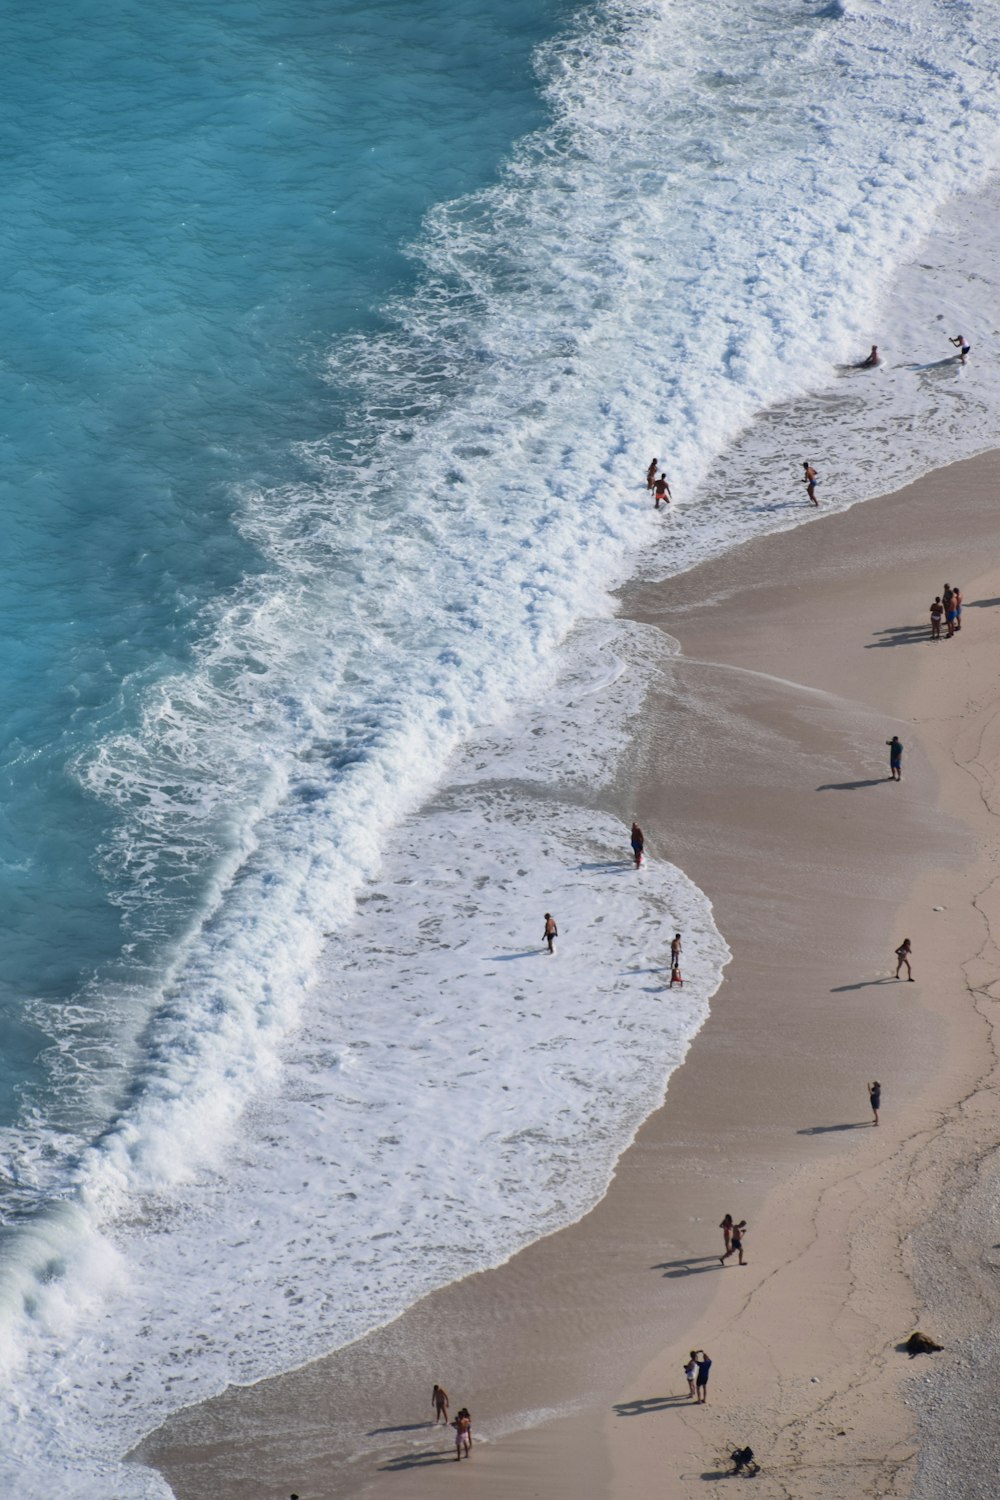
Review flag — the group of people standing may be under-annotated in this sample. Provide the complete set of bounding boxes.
[929,582,963,639]
[646,458,672,509]
[432,1385,473,1460]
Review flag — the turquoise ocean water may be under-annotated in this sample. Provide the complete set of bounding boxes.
[4,1,1000,1493]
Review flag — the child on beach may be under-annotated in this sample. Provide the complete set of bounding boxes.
[684,1353,698,1398]
[895,938,913,980]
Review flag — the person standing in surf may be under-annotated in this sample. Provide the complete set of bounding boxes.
[860,344,880,367]
[630,821,645,867]
[654,473,671,509]
[949,333,971,364]
[646,457,659,492]
[432,1384,449,1425]
[802,462,819,505]
[543,912,558,954]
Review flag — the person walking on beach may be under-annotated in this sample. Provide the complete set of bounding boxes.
[684,1352,698,1399]
[432,1384,449,1425]
[895,938,913,980]
[654,473,672,509]
[694,1350,712,1404]
[869,1079,881,1126]
[943,583,956,638]
[454,1408,472,1460]
[646,457,659,492]
[930,596,943,640]
[953,583,963,631]
[720,1220,747,1266]
[802,462,819,506]
[630,820,645,868]
[543,912,558,955]
[949,333,971,364]
[720,1214,734,1255]
[886,736,903,781]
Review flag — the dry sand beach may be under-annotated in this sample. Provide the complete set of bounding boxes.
[138,452,1000,1500]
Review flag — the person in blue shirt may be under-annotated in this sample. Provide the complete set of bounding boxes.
[886,736,902,781]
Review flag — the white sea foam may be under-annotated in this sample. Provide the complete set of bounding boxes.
[5,0,1000,1493]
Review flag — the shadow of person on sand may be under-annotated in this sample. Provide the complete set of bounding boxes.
[366,1422,432,1437]
[651,1256,720,1270]
[865,624,929,649]
[815,778,888,791]
[662,1261,725,1278]
[379,1448,456,1471]
[969,597,1000,609]
[797,1122,871,1135]
[485,948,545,961]
[829,977,895,991]
[614,1395,693,1416]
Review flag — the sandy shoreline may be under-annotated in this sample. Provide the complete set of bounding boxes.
[136,451,1000,1499]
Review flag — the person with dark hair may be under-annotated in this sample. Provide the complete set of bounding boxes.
[654,473,672,509]
[949,333,971,363]
[895,938,913,980]
[930,597,943,640]
[869,1080,881,1126]
[454,1408,472,1460]
[432,1383,449,1424]
[694,1350,712,1403]
[719,1214,734,1256]
[646,457,659,491]
[886,736,903,781]
[543,913,558,954]
[731,1446,760,1475]
[630,821,645,867]
[802,462,818,505]
[720,1220,747,1266]
[860,344,880,367]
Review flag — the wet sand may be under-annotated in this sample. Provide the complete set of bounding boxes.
[135,451,1000,1500]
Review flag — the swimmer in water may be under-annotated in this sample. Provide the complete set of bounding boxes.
[949,333,971,364]
[653,473,671,509]
[860,344,879,367]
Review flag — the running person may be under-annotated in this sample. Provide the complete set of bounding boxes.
[802,462,819,506]
[720,1220,747,1266]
